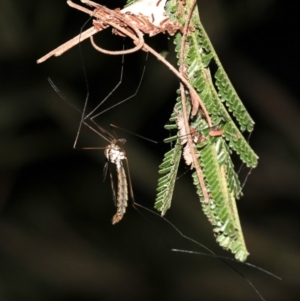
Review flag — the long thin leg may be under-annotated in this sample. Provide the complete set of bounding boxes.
[84,43,126,120]
[89,52,148,120]
[47,78,114,145]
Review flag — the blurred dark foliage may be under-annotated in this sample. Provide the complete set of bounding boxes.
[0,0,299,300]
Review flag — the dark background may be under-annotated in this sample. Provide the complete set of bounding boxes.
[0,0,299,300]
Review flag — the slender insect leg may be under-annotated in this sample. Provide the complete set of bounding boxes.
[89,52,148,121]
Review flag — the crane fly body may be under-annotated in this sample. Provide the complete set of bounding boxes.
[104,140,129,224]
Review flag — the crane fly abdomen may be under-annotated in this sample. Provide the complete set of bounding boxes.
[112,163,128,224]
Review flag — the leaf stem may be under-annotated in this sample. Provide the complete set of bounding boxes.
[179,0,209,203]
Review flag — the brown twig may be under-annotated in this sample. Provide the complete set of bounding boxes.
[37,0,179,63]
[90,19,144,55]
[37,0,140,63]
[37,26,98,63]
[179,0,209,203]
[71,1,146,55]
[179,1,212,126]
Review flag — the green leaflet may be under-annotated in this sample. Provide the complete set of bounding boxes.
[154,140,182,215]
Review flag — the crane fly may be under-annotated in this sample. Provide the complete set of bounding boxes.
[71,55,147,225]
[48,77,135,225]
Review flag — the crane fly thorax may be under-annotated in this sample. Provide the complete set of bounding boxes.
[104,143,126,167]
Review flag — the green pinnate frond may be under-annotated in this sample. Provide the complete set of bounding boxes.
[197,141,248,260]
[214,68,254,132]
[192,11,255,133]
[153,0,259,261]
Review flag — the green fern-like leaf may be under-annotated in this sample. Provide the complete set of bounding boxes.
[158,0,258,261]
